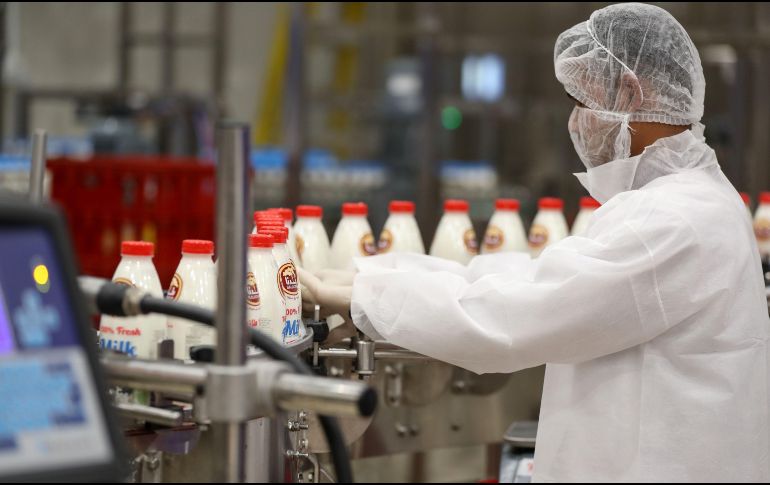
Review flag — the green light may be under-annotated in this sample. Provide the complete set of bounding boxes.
[441,106,462,130]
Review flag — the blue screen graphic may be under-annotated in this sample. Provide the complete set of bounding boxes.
[0,228,79,351]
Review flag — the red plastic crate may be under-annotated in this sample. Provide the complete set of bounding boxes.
[48,155,217,286]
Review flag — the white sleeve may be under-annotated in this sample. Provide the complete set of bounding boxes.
[351,193,701,374]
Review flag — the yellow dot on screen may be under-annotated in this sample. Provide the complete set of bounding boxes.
[33,264,49,286]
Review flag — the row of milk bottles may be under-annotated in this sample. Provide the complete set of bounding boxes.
[100,190,770,365]
[291,197,603,272]
[99,208,308,364]
[99,239,220,362]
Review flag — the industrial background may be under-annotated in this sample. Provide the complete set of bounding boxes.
[4,3,770,235]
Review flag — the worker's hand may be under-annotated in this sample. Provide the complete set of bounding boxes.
[298,267,354,321]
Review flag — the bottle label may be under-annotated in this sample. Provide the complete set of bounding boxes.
[113,277,135,287]
[277,263,299,300]
[464,229,479,254]
[378,229,393,254]
[528,224,549,249]
[167,273,183,301]
[483,225,504,252]
[282,309,302,344]
[296,234,305,258]
[98,326,140,357]
[246,272,261,309]
[755,218,770,242]
[99,337,138,357]
[360,233,378,256]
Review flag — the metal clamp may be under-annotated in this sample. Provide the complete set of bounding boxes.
[355,335,376,376]
[313,338,430,378]
[204,360,289,423]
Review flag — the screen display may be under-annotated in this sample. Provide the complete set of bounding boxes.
[0,228,113,475]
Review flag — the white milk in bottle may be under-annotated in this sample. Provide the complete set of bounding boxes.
[293,205,331,273]
[378,200,425,254]
[258,227,306,345]
[166,240,217,360]
[754,192,770,263]
[571,197,601,237]
[529,197,569,258]
[429,199,478,264]
[482,199,527,254]
[99,241,166,359]
[330,202,377,270]
[247,233,284,343]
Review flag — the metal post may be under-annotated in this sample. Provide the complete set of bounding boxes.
[213,121,250,482]
[29,129,47,204]
[283,3,306,209]
[118,3,131,92]
[161,2,175,94]
[415,4,441,244]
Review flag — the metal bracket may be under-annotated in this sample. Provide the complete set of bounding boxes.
[203,360,289,422]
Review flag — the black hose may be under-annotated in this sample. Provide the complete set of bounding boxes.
[139,296,355,483]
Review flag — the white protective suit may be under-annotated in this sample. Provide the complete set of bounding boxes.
[352,128,770,483]
[350,4,770,482]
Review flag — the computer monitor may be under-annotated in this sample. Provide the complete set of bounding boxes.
[0,196,124,482]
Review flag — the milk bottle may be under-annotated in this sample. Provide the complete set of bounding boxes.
[166,240,217,360]
[293,205,331,273]
[246,233,284,343]
[481,199,527,254]
[378,201,425,254]
[258,227,306,345]
[329,202,377,270]
[571,197,601,237]
[99,241,166,359]
[529,197,569,258]
[429,199,478,264]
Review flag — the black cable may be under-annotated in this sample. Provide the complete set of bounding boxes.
[139,296,355,483]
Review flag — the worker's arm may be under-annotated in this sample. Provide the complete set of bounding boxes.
[351,191,702,374]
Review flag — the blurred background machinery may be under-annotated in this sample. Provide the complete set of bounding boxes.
[3,2,770,232]
[1,3,768,239]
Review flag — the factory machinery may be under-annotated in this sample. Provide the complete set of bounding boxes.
[94,122,543,483]
[8,124,768,484]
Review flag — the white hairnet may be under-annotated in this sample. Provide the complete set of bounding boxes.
[554,3,705,126]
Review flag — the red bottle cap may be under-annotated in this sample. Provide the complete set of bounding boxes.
[539,197,564,210]
[259,227,288,244]
[342,202,368,216]
[495,199,520,211]
[297,205,323,218]
[121,241,154,256]
[740,192,751,207]
[182,239,214,254]
[248,233,274,248]
[444,199,469,213]
[271,208,293,221]
[580,197,601,209]
[759,192,770,205]
[389,201,415,214]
